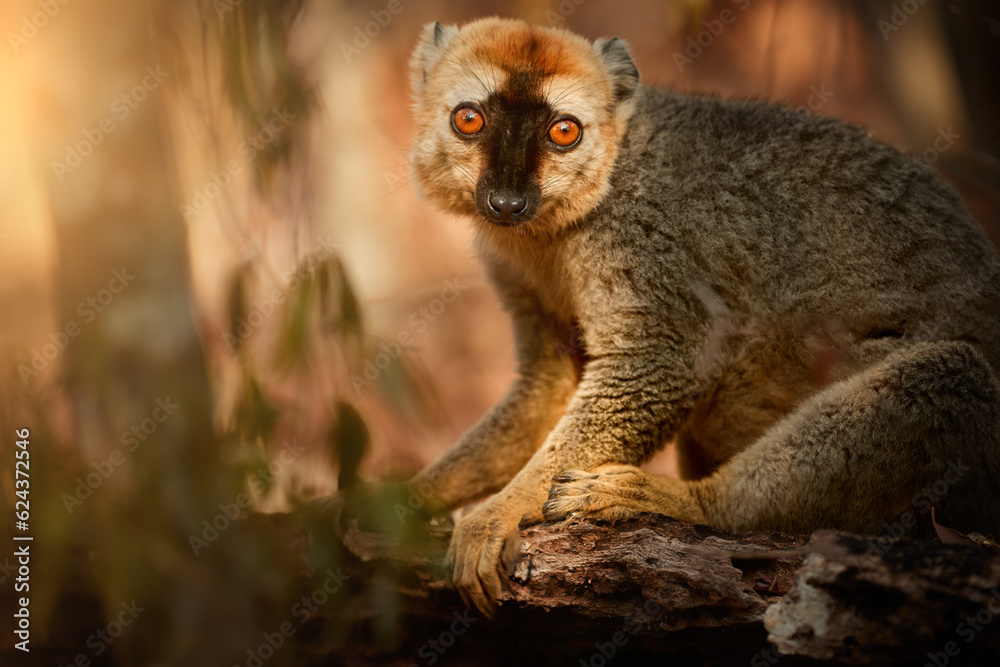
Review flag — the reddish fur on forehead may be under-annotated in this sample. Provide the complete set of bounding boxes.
[460,17,598,82]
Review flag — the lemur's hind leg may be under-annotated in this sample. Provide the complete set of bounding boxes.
[544,341,1000,538]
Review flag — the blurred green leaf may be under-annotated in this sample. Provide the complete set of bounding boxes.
[235,368,279,448]
[316,257,364,353]
[275,272,312,370]
[334,259,364,350]
[210,0,312,192]
[331,400,368,491]
[375,353,442,427]
[226,259,254,352]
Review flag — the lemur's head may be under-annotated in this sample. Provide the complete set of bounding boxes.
[409,17,639,236]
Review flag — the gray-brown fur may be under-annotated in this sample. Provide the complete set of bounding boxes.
[406,17,1000,615]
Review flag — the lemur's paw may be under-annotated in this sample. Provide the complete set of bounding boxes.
[446,500,521,617]
[542,464,655,522]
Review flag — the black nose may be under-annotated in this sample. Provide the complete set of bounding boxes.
[486,191,529,222]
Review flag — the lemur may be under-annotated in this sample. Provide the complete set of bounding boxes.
[404,17,1000,615]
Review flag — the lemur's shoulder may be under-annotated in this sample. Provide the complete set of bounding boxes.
[611,83,946,217]
[624,84,882,163]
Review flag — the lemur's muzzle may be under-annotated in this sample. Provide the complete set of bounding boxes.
[477,186,540,226]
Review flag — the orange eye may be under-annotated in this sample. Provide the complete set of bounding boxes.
[548,118,581,148]
[452,106,484,136]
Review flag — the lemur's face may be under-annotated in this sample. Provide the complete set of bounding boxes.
[409,18,638,237]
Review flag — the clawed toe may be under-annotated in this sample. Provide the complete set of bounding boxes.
[543,465,650,522]
[541,493,578,521]
[551,469,596,483]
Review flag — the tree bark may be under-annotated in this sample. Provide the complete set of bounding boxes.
[254,510,1000,666]
[7,507,1000,665]
[765,531,1000,665]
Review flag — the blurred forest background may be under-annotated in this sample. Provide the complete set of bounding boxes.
[0,0,997,664]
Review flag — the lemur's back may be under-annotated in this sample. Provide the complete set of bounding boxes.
[596,85,1000,372]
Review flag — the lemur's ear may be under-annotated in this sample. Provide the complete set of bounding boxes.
[410,22,460,98]
[593,37,639,104]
